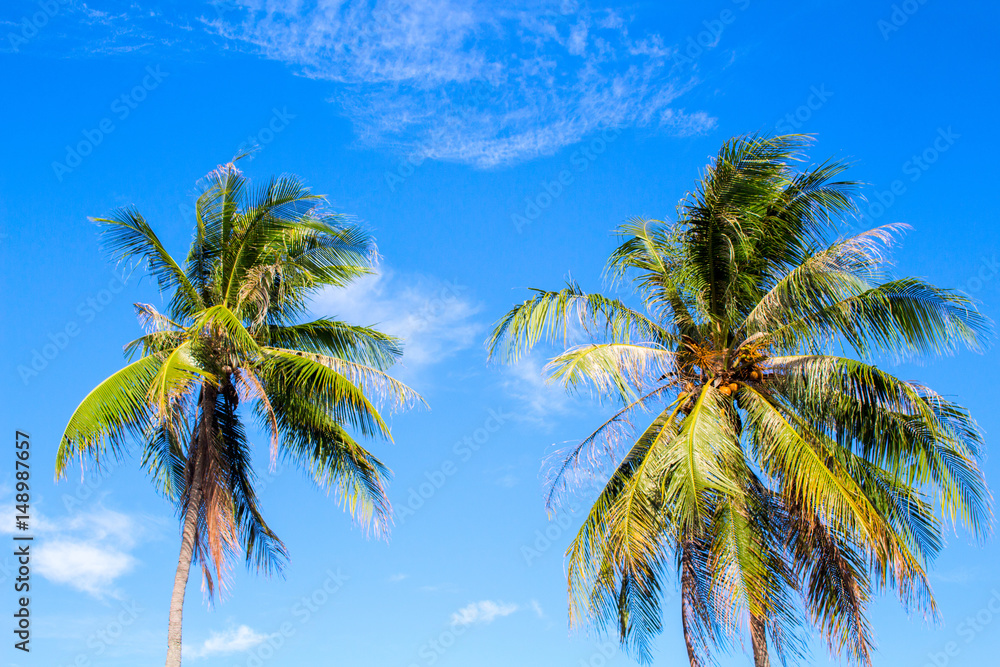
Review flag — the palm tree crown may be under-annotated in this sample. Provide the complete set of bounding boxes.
[57,161,420,666]
[489,135,991,666]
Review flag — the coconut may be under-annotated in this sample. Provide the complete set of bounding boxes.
[719,386,732,396]
[729,382,739,392]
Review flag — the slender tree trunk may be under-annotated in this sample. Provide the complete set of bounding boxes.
[165,386,215,667]
[164,472,203,666]
[750,614,770,667]
[680,545,702,667]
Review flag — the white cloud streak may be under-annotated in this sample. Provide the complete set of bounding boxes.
[210,0,716,167]
[499,356,574,425]
[450,600,519,626]
[2,503,148,597]
[35,540,136,596]
[185,625,268,658]
[311,270,482,368]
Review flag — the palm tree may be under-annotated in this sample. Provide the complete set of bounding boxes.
[56,161,421,667]
[488,135,991,666]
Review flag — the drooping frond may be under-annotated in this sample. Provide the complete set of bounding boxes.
[62,164,418,604]
[765,355,992,540]
[57,354,166,474]
[546,343,677,402]
[567,405,684,663]
[258,347,417,441]
[96,208,203,317]
[488,282,673,363]
[660,385,744,535]
[270,390,393,536]
[786,505,875,666]
[760,277,988,358]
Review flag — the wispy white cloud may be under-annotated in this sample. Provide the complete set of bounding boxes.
[2,503,150,597]
[35,540,137,596]
[388,573,409,583]
[184,625,268,659]
[209,0,716,166]
[0,3,177,56]
[499,356,575,425]
[495,472,519,488]
[311,270,482,369]
[450,600,519,626]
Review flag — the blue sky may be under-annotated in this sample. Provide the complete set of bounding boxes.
[2,0,1000,665]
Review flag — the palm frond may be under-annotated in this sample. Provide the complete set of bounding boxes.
[488,283,672,363]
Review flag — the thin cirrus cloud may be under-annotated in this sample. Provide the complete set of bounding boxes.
[207,0,717,167]
[184,625,269,659]
[0,503,145,597]
[499,355,576,425]
[450,600,520,626]
[310,270,483,369]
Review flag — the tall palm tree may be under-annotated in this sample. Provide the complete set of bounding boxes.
[488,135,991,666]
[56,161,421,667]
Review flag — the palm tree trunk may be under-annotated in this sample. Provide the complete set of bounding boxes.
[750,614,770,667]
[165,386,215,667]
[164,472,203,666]
[680,546,702,667]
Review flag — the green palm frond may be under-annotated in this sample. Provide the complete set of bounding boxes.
[264,319,402,369]
[261,346,389,437]
[761,277,988,358]
[786,506,874,666]
[57,354,166,473]
[97,208,203,316]
[567,405,683,663]
[60,163,418,603]
[741,224,906,335]
[766,355,992,539]
[270,391,393,536]
[488,283,673,363]
[489,134,991,666]
[546,343,677,401]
